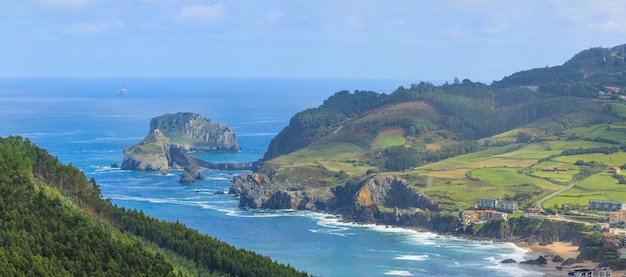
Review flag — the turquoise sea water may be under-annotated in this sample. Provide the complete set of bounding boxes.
[0,78,545,276]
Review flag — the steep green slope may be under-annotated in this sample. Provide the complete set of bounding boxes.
[247,44,626,216]
[0,136,309,277]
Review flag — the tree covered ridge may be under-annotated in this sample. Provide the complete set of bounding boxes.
[263,45,626,169]
[0,136,310,277]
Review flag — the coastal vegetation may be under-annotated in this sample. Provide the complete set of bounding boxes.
[0,136,309,276]
[234,44,626,269]
[257,44,626,213]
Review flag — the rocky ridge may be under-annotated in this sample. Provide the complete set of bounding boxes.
[229,173,468,234]
[122,113,254,172]
[150,112,238,152]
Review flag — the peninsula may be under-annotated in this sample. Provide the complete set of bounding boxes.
[230,44,626,271]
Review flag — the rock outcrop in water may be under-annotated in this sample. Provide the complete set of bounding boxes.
[122,112,254,172]
[150,112,238,152]
[229,173,465,233]
[121,128,171,171]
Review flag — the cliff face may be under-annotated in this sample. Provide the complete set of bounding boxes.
[122,113,252,171]
[150,112,238,151]
[122,135,256,171]
[229,173,464,232]
[121,129,171,171]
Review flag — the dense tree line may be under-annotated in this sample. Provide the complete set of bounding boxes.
[0,136,177,276]
[266,78,587,160]
[383,141,480,171]
[561,146,620,155]
[493,46,626,95]
[0,136,310,276]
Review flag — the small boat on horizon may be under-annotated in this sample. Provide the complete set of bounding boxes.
[117,85,127,95]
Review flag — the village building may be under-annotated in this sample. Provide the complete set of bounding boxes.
[477,198,518,213]
[605,85,621,93]
[526,207,540,215]
[460,210,508,225]
[567,267,611,277]
[618,248,626,260]
[609,210,626,226]
[608,166,621,174]
[589,199,626,212]
[603,232,621,248]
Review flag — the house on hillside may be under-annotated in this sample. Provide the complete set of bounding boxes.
[589,200,626,211]
[477,198,518,213]
[605,86,621,93]
[608,167,621,174]
[609,210,626,226]
[603,232,621,248]
[526,207,540,215]
[460,210,508,225]
[567,267,611,277]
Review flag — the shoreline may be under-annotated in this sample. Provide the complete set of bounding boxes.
[515,241,609,276]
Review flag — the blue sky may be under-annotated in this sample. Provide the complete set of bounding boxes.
[1,0,625,82]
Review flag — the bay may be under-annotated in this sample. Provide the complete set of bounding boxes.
[0,78,544,276]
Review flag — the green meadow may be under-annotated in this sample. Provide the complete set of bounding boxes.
[371,132,406,149]
[543,173,626,208]
[553,152,626,167]
[269,118,626,213]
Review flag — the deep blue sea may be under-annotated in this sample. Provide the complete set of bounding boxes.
[0,78,545,276]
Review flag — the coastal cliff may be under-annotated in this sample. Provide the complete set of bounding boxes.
[121,128,171,171]
[150,112,238,152]
[229,173,467,233]
[122,112,253,171]
[228,172,591,241]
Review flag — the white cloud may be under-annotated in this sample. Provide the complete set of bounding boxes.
[266,9,283,24]
[549,0,626,34]
[39,0,89,11]
[64,19,125,34]
[175,4,227,23]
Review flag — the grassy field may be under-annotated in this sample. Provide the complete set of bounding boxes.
[371,129,406,149]
[418,145,538,172]
[268,115,626,213]
[560,123,626,143]
[425,175,547,210]
[543,173,626,209]
[271,141,377,179]
[553,152,626,167]
[411,134,626,211]
[609,103,626,118]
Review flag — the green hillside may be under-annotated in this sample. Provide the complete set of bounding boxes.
[258,44,626,216]
[0,136,309,276]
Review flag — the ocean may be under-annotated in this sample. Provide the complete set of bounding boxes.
[0,78,545,276]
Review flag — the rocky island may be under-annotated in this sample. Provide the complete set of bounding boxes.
[122,112,255,181]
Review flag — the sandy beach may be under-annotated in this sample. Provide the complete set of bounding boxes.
[517,241,624,276]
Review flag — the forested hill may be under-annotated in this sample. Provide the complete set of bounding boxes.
[0,136,309,276]
[493,44,626,97]
[264,44,626,161]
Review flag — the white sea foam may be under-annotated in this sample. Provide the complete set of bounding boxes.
[383,270,413,276]
[394,255,428,261]
[205,177,230,181]
[307,229,348,237]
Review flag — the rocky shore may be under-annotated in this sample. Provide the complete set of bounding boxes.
[229,173,474,234]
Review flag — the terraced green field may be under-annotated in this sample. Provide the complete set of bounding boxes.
[543,173,626,208]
